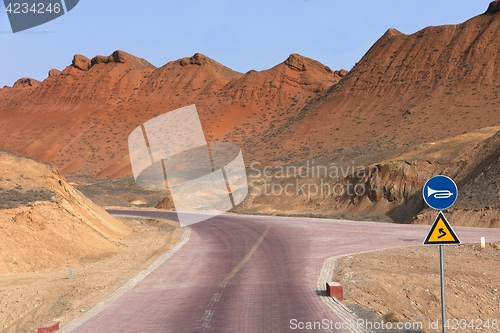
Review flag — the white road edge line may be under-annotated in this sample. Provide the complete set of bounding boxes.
[59,226,192,332]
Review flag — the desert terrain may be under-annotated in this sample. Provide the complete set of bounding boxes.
[1,216,182,333]
[1,4,499,224]
[334,242,500,333]
[0,1,500,332]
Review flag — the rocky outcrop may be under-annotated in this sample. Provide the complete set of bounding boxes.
[284,53,333,73]
[48,68,61,77]
[72,54,91,71]
[174,53,243,80]
[486,0,500,14]
[335,69,348,77]
[13,77,40,88]
[284,53,307,71]
[91,50,132,66]
[179,53,210,66]
[89,50,156,70]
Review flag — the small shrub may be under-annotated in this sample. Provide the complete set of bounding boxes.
[382,312,399,323]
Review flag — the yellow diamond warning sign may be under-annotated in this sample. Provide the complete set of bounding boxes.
[424,212,460,245]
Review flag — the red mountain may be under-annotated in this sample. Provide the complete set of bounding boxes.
[0,52,343,177]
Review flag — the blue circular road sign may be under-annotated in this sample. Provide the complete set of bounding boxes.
[423,175,458,211]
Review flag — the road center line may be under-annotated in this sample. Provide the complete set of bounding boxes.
[219,226,272,288]
[198,226,272,331]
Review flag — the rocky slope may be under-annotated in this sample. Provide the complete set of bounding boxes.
[255,3,500,164]
[238,127,500,225]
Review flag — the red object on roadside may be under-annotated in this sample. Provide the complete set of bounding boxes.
[326,282,344,300]
[38,321,59,333]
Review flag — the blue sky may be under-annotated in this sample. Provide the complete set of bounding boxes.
[0,0,488,87]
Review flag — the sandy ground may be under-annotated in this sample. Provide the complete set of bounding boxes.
[334,242,500,333]
[0,217,182,333]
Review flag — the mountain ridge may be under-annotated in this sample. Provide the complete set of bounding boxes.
[0,50,344,177]
[1,4,500,178]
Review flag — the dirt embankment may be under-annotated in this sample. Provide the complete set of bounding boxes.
[0,149,131,273]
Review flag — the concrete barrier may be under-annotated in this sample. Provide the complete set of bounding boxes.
[326,282,343,300]
[38,321,59,333]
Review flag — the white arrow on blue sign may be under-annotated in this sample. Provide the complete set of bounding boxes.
[423,175,458,211]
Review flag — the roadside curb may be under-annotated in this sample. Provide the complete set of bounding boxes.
[317,256,369,333]
[59,226,192,332]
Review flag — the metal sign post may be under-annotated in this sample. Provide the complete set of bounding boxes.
[422,175,460,333]
[439,245,446,333]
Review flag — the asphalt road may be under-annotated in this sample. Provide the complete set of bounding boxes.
[62,210,500,333]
